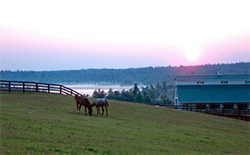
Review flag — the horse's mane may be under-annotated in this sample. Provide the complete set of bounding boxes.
[85,98,91,106]
[104,100,109,107]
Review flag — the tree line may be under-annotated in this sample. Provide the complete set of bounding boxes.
[93,81,173,106]
[1,62,249,85]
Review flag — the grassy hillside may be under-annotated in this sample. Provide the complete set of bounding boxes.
[0,92,249,154]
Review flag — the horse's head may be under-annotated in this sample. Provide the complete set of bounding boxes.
[91,102,96,107]
[75,95,80,102]
[88,106,93,116]
[85,98,92,116]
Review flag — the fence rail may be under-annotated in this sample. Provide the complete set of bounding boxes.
[175,105,250,114]
[0,80,82,96]
[175,105,250,121]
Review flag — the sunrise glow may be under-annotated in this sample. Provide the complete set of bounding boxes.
[0,0,249,70]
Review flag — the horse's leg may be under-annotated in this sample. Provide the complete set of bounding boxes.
[101,106,104,116]
[79,105,81,111]
[106,106,108,116]
[85,106,87,115]
[96,106,98,115]
[97,106,100,115]
[77,103,79,111]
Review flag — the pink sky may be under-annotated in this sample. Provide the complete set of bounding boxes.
[0,0,249,71]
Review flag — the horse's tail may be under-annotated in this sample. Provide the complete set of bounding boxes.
[105,99,109,107]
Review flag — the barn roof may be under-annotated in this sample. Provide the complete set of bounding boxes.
[177,85,250,103]
[175,74,250,82]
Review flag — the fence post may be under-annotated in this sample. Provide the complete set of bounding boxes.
[23,82,25,93]
[48,84,50,93]
[36,83,38,92]
[60,85,62,94]
[71,90,73,96]
[8,81,11,92]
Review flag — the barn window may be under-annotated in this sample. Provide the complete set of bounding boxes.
[197,81,204,84]
[221,81,228,84]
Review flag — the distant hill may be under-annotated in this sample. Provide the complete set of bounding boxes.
[0,62,249,85]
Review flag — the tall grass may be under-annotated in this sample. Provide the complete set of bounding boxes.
[0,92,249,154]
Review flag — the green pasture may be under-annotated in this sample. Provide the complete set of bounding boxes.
[0,92,249,154]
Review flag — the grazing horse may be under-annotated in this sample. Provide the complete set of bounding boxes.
[92,98,109,116]
[75,95,92,116]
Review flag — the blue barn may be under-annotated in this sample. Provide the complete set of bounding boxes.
[174,73,250,113]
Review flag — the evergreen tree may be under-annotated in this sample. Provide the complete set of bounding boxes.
[155,82,161,97]
[107,88,115,99]
[144,94,152,104]
[135,93,143,102]
[92,89,106,98]
[160,93,170,105]
[162,81,167,92]
[114,91,120,100]
[132,83,139,96]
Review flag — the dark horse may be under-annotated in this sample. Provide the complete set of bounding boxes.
[92,98,109,116]
[75,95,92,116]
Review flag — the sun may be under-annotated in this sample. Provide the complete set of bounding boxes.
[184,45,200,62]
[185,51,199,61]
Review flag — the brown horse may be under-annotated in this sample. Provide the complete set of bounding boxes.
[75,95,92,116]
[92,98,109,116]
